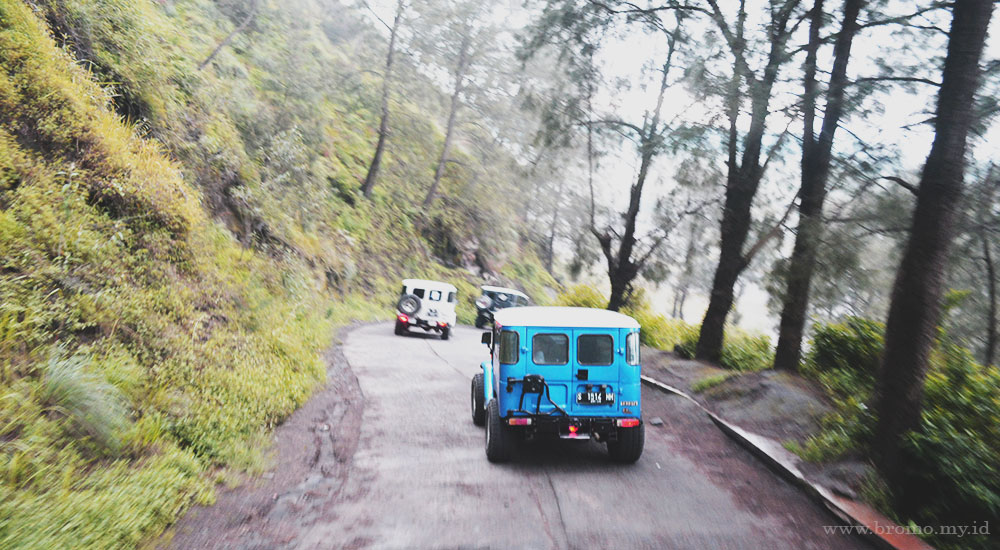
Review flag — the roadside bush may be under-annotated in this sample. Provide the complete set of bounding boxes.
[553,285,695,350]
[553,284,606,309]
[37,347,128,454]
[675,327,774,372]
[806,317,884,376]
[798,318,999,550]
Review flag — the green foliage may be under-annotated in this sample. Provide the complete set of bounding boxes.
[37,347,128,454]
[554,284,606,308]
[553,285,696,350]
[798,319,1000,550]
[691,372,736,393]
[675,326,774,372]
[806,317,884,377]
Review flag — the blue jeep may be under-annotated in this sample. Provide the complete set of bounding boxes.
[471,306,644,463]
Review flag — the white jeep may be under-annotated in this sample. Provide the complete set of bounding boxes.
[395,279,458,340]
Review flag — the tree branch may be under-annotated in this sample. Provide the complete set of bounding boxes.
[199,1,261,70]
[882,176,920,195]
[854,76,942,87]
[743,191,799,263]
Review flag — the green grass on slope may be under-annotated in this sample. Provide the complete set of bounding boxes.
[0,2,379,547]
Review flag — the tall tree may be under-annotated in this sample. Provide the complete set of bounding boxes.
[417,0,504,208]
[871,0,993,505]
[695,0,804,361]
[772,0,864,371]
[522,2,699,311]
[423,27,473,207]
[595,19,683,311]
[360,0,407,199]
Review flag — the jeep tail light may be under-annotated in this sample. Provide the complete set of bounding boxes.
[438,321,448,327]
[617,418,640,428]
[508,418,532,426]
[568,425,578,434]
[397,314,408,323]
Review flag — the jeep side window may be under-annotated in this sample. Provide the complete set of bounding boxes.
[578,334,614,366]
[532,334,568,365]
[413,288,425,299]
[447,292,456,303]
[626,332,640,366]
[400,285,406,296]
[499,331,519,364]
[429,290,442,301]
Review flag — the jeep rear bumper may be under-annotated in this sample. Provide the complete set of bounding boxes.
[397,313,450,331]
[502,414,642,441]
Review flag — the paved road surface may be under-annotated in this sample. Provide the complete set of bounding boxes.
[166,323,871,550]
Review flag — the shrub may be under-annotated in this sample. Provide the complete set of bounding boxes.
[37,347,128,454]
[675,326,774,372]
[799,319,999,550]
[806,317,884,376]
[552,285,697,350]
[553,284,607,309]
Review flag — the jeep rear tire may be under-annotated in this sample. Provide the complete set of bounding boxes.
[471,373,485,426]
[485,399,514,463]
[396,294,421,316]
[607,423,644,463]
[441,326,451,340]
[474,315,486,329]
[394,319,407,336]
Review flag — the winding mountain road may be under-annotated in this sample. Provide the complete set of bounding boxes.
[165,323,871,550]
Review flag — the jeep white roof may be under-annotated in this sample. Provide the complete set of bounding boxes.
[493,306,640,329]
[480,285,528,299]
[402,279,458,292]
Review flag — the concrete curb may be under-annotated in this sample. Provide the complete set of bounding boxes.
[640,375,934,550]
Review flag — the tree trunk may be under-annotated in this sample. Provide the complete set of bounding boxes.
[673,218,701,319]
[773,0,863,371]
[423,31,471,208]
[872,0,992,509]
[198,1,260,70]
[983,232,998,366]
[544,179,565,273]
[607,270,630,312]
[696,4,798,362]
[361,0,405,198]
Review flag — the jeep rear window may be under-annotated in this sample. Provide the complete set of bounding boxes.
[532,334,568,365]
[626,332,640,365]
[499,331,519,364]
[578,334,614,366]
[429,290,442,301]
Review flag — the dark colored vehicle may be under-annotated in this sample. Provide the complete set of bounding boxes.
[470,306,644,463]
[474,285,530,329]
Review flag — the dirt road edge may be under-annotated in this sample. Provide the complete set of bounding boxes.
[640,375,934,550]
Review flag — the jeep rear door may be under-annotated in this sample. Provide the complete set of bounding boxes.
[570,329,619,414]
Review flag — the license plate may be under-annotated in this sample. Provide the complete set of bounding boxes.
[576,391,615,405]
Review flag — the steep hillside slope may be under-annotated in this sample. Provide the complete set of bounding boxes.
[0,0,555,547]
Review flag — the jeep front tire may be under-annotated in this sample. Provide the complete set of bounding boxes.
[485,399,514,463]
[471,373,485,426]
